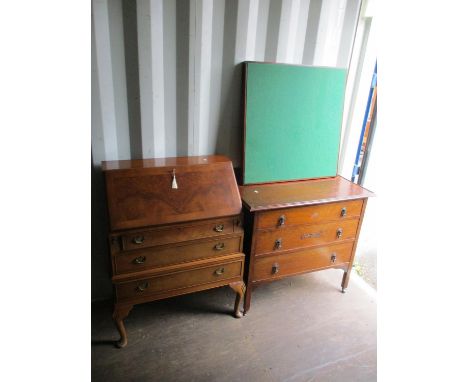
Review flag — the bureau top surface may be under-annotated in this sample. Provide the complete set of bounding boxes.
[102,155,231,171]
[102,155,242,231]
[239,176,374,212]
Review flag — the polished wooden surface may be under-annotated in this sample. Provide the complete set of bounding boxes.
[115,254,244,301]
[115,276,245,308]
[112,304,133,348]
[252,242,353,282]
[240,175,374,211]
[229,281,246,318]
[256,199,363,229]
[254,219,359,255]
[241,178,373,314]
[102,155,232,171]
[104,156,241,230]
[119,218,238,251]
[113,235,243,274]
[103,156,246,347]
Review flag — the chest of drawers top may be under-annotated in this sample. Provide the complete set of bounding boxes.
[240,176,373,313]
[102,155,242,231]
[239,175,374,212]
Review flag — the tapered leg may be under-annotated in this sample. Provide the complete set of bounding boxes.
[229,281,246,318]
[341,269,351,293]
[243,284,252,315]
[113,304,133,348]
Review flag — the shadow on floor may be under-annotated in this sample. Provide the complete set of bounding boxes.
[92,269,376,382]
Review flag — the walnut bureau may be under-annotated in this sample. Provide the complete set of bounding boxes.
[102,156,246,347]
[240,176,374,314]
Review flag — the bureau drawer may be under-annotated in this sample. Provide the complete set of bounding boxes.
[256,200,363,229]
[115,255,244,300]
[255,219,359,255]
[253,242,354,282]
[114,235,243,274]
[121,219,236,251]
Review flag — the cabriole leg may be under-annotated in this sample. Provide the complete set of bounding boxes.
[112,304,133,348]
[229,281,246,318]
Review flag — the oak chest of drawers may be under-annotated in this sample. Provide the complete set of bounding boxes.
[240,176,374,314]
[102,156,246,347]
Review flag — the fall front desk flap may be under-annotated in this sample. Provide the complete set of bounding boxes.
[102,156,242,231]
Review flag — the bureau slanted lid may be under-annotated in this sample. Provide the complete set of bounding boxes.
[102,155,242,231]
[240,176,374,212]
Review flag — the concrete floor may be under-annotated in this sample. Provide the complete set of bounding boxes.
[92,269,376,382]
[354,198,377,290]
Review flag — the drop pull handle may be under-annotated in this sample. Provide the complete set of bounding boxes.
[214,242,225,251]
[133,236,145,244]
[278,215,286,226]
[214,224,224,232]
[341,207,347,217]
[272,262,280,274]
[274,238,282,250]
[137,282,149,292]
[330,253,337,263]
[214,267,225,276]
[336,228,343,239]
[133,256,146,265]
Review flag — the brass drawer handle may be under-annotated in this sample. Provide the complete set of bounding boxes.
[137,282,149,292]
[272,262,280,274]
[133,256,146,265]
[331,253,337,263]
[214,224,224,232]
[214,242,225,251]
[214,267,225,276]
[341,207,347,217]
[336,228,343,239]
[274,238,282,250]
[132,236,145,244]
[278,215,286,226]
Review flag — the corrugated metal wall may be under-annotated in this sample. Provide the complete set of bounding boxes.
[91,0,362,300]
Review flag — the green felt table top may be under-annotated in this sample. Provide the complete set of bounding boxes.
[243,62,347,185]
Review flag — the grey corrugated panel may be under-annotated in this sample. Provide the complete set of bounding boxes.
[91,0,361,300]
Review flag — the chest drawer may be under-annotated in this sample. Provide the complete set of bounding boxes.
[255,219,359,255]
[256,200,363,229]
[253,242,354,282]
[115,254,244,300]
[120,218,237,251]
[114,235,243,274]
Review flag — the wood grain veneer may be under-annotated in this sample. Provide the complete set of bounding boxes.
[113,235,243,274]
[240,176,373,211]
[105,156,241,230]
[252,242,354,282]
[241,176,373,314]
[103,156,246,347]
[256,199,363,229]
[254,219,359,255]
